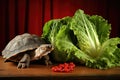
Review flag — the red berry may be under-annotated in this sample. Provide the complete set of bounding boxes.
[51,62,75,72]
[59,64,64,68]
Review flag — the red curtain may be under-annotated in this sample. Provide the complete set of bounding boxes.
[0,0,120,52]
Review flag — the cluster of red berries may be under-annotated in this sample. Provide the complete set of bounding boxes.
[51,62,75,72]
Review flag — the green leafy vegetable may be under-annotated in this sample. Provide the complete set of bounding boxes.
[42,9,120,69]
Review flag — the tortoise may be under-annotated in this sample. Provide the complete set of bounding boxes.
[2,33,54,69]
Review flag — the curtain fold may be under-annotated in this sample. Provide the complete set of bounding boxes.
[0,0,120,52]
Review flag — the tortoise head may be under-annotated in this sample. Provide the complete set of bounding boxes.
[34,44,54,60]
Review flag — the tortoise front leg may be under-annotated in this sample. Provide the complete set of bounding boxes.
[44,55,52,66]
[17,54,30,69]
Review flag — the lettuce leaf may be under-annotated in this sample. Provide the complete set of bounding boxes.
[42,9,120,69]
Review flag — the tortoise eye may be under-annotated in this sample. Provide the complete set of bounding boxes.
[41,47,46,50]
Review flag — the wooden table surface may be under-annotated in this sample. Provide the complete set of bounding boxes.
[0,56,120,80]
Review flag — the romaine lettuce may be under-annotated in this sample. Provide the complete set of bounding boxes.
[42,9,120,69]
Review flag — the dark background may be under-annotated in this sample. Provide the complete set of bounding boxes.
[0,0,120,52]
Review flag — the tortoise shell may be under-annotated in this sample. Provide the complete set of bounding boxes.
[2,33,45,62]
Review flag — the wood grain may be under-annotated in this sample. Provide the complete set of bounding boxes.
[0,56,120,80]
